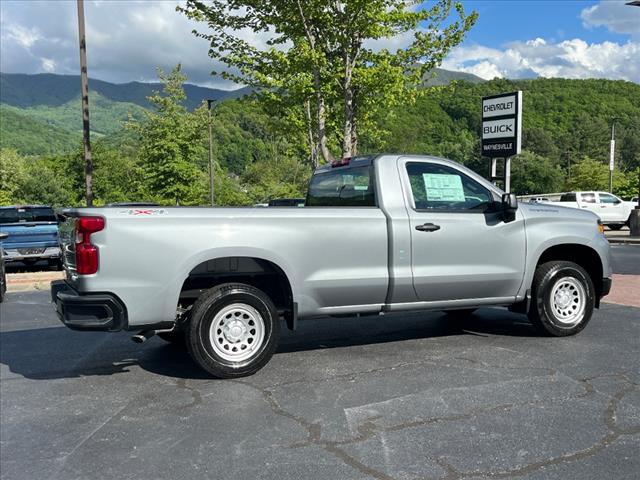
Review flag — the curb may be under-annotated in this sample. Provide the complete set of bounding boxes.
[6,272,65,293]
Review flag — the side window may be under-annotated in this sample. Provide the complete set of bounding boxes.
[560,193,576,202]
[580,193,596,204]
[306,166,376,207]
[405,162,493,211]
[599,193,620,205]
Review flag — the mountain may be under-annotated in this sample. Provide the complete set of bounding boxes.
[0,72,254,155]
[423,68,484,86]
[0,69,481,156]
[0,72,248,110]
[0,106,81,156]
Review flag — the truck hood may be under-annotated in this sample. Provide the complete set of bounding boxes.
[518,202,599,223]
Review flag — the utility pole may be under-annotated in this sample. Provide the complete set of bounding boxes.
[77,0,93,206]
[207,99,215,206]
[609,118,617,193]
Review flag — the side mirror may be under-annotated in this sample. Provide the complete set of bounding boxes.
[502,193,518,211]
[502,193,518,221]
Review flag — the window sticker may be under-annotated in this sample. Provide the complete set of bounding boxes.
[422,173,465,202]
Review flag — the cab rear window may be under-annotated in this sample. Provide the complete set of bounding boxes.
[0,207,57,224]
[306,166,376,207]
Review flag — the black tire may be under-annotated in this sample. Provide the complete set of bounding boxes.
[48,258,63,271]
[158,330,186,347]
[186,283,280,378]
[528,261,595,337]
[445,308,476,320]
[608,224,624,231]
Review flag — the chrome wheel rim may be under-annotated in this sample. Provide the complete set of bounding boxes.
[209,303,265,362]
[550,276,586,326]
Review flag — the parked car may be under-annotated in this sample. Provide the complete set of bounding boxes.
[52,154,612,378]
[557,191,632,230]
[0,205,61,268]
[267,198,305,207]
[0,232,7,302]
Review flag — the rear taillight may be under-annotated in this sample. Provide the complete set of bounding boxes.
[75,216,105,275]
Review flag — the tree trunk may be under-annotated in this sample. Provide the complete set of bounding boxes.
[296,0,333,164]
[316,86,334,163]
[305,99,319,169]
[342,85,354,159]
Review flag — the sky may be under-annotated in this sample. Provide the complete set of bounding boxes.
[1,0,639,90]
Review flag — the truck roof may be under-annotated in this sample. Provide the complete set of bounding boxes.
[313,154,464,174]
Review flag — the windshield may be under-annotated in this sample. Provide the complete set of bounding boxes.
[0,207,57,224]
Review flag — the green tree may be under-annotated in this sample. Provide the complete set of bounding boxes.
[180,0,477,163]
[126,65,208,205]
[510,151,565,195]
[0,148,27,205]
[566,156,635,197]
[567,157,609,192]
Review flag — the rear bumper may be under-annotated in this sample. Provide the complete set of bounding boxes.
[51,280,127,331]
[4,246,60,263]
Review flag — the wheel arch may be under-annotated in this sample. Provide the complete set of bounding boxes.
[173,248,297,330]
[533,243,604,305]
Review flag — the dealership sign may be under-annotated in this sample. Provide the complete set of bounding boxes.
[481,91,522,157]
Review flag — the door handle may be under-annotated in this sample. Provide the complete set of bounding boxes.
[415,223,441,232]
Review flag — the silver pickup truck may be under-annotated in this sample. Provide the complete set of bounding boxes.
[51,154,612,378]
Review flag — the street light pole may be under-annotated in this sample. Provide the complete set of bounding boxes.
[207,99,215,206]
[77,0,93,206]
[609,118,617,193]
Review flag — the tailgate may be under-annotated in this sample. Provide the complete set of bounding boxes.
[0,223,58,248]
[58,216,78,275]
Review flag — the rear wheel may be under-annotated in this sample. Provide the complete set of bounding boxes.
[186,283,280,378]
[528,261,595,336]
[48,258,62,270]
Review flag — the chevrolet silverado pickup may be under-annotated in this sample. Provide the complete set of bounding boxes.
[0,205,61,267]
[51,154,612,378]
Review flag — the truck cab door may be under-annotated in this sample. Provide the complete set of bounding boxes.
[578,192,599,216]
[598,192,626,223]
[400,159,526,303]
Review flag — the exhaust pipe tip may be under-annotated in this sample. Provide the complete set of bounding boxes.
[131,330,156,343]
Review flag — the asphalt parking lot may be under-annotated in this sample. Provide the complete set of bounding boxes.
[1,248,639,480]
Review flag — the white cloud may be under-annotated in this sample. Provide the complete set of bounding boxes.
[442,38,640,83]
[581,0,640,38]
[0,0,239,89]
[2,22,41,48]
[41,58,56,73]
[2,0,639,88]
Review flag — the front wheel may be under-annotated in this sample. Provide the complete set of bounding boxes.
[186,283,280,378]
[528,261,595,336]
